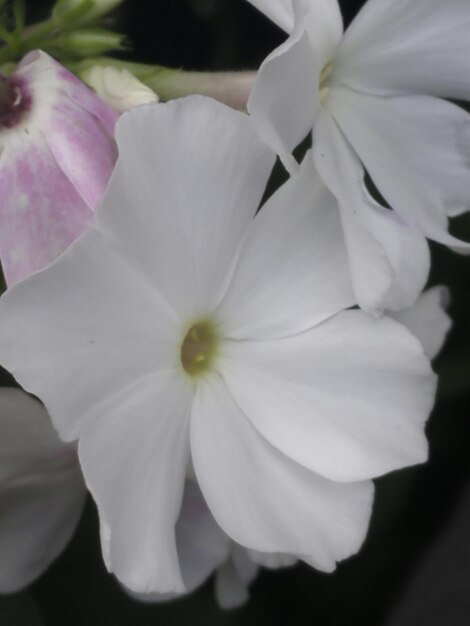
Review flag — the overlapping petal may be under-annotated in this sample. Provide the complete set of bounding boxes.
[217,155,354,339]
[328,89,470,248]
[335,0,470,100]
[215,546,259,609]
[219,311,435,482]
[98,97,275,317]
[173,481,230,593]
[191,375,373,569]
[78,371,193,594]
[248,0,320,172]
[390,287,451,360]
[0,228,181,441]
[313,111,429,312]
[0,389,86,593]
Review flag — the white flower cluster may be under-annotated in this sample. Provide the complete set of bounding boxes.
[0,0,464,608]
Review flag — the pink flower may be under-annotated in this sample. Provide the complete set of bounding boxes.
[0,50,118,286]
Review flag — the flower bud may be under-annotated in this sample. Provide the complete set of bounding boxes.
[49,29,126,57]
[0,50,118,286]
[82,65,158,113]
[53,0,124,24]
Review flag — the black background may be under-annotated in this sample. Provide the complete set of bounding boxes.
[2,1,470,624]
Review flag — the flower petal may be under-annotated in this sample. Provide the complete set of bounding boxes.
[0,140,92,286]
[46,99,117,210]
[329,89,470,247]
[219,310,436,482]
[0,467,85,593]
[217,155,354,339]
[335,0,470,100]
[245,0,294,32]
[78,371,193,594]
[246,0,343,61]
[0,228,180,442]
[248,1,320,172]
[215,546,259,609]
[248,550,297,569]
[20,50,118,136]
[313,112,430,313]
[0,388,86,593]
[98,97,275,317]
[191,376,374,569]
[390,287,452,360]
[174,481,230,593]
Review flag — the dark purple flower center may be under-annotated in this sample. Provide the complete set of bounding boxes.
[0,75,31,129]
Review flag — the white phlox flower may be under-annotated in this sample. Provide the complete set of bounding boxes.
[0,97,436,594]
[247,0,470,312]
[131,286,451,607]
[0,387,86,593]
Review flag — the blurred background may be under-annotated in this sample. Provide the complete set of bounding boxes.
[1,1,470,624]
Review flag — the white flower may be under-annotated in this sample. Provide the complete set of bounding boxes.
[130,286,451,608]
[0,97,436,594]
[0,387,86,593]
[0,50,117,286]
[246,0,470,312]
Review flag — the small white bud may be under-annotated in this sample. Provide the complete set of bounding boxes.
[82,65,159,113]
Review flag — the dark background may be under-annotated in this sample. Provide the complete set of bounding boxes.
[2,1,470,624]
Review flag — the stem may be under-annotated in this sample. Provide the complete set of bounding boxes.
[74,58,256,112]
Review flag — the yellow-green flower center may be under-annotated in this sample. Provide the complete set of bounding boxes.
[180,321,218,377]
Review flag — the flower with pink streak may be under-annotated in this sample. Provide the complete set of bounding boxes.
[0,50,118,286]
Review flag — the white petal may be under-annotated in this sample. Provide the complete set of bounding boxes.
[220,310,436,482]
[313,112,430,313]
[0,389,86,593]
[0,467,85,593]
[390,287,452,360]
[248,1,320,172]
[100,97,275,317]
[78,371,193,594]
[0,228,180,442]
[370,210,430,313]
[215,546,259,610]
[217,155,354,339]
[335,0,470,100]
[329,89,470,247]
[245,0,294,32]
[246,0,343,62]
[302,0,343,64]
[174,481,230,593]
[191,376,374,569]
[248,550,297,569]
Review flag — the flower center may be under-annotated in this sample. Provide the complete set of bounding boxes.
[319,63,332,104]
[180,321,218,377]
[0,75,31,129]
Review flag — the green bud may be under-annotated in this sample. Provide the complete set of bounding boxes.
[46,29,126,57]
[53,0,123,25]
